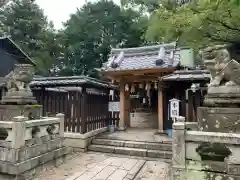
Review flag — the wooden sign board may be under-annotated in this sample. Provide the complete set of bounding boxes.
[108,101,120,112]
[169,98,180,118]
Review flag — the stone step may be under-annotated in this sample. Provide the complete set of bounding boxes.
[88,145,172,159]
[92,138,172,151]
[96,135,172,144]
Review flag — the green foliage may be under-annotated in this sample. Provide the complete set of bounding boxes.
[145,0,240,50]
[122,0,240,51]
[58,0,147,76]
[1,0,61,75]
[121,0,161,12]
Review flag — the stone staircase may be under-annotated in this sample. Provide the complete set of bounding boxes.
[88,138,172,160]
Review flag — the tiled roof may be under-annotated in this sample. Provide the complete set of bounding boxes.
[1,76,117,89]
[102,42,180,71]
[35,87,108,95]
[0,36,35,65]
[30,76,117,89]
[161,70,211,81]
[0,77,6,87]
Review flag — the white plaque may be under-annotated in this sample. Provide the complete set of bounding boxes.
[108,101,120,112]
[169,98,180,118]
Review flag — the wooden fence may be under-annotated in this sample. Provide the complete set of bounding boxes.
[33,88,120,134]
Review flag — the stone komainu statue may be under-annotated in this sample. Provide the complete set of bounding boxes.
[5,64,34,92]
[202,44,240,87]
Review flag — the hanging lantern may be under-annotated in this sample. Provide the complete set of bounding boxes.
[139,83,143,89]
[125,84,129,91]
[145,83,150,91]
[130,84,135,93]
[154,81,158,89]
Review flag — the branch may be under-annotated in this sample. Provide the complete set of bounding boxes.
[204,32,239,44]
[190,5,240,32]
[207,18,240,32]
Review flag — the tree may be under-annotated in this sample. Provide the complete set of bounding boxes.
[142,0,240,49]
[59,0,147,77]
[121,0,161,13]
[122,0,240,48]
[1,0,61,75]
[0,0,10,7]
[0,0,11,35]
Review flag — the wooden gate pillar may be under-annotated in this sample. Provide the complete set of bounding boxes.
[119,82,130,130]
[158,83,164,133]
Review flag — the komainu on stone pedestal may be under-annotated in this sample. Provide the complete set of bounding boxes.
[1,64,37,105]
[171,44,240,180]
[202,44,240,107]
[199,44,240,132]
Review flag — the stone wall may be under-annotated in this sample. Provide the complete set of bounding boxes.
[0,114,72,180]
[64,127,108,152]
[131,112,158,129]
[172,122,240,179]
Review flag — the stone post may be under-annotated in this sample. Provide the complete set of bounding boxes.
[11,116,27,149]
[172,122,186,180]
[56,113,65,138]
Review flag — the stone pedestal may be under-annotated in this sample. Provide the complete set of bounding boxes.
[198,107,240,133]
[204,85,240,107]
[1,90,37,105]
[0,105,42,121]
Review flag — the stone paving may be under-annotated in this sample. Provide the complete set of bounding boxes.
[66,155,145,180]
[134,161,171,180]
[33,152,171,180]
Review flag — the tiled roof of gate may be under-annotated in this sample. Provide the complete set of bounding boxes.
[101,42,180,71]
[161,69,211,81]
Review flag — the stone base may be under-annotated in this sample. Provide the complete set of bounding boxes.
[0,133,72,180]
[64,127,108,152]
[205,85,240,107]
[0,148,72,180]
[173,169,240,180]
[1,90,37,105]
[173,165,240,180]
[0,104,42,121]
[1,96,37,105]
[198,107,240,133]
[172,167,186,180]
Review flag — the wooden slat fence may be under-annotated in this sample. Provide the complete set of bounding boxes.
[33,88,120,134]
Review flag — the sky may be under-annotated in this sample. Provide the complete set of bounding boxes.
[36,0,121,29]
